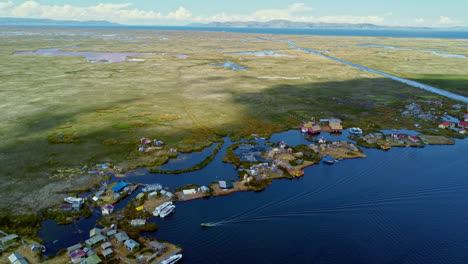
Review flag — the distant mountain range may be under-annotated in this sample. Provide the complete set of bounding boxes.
[0,17,120,27]
[188,20,468,31]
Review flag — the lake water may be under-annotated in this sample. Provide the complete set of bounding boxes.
[37,26,468,39]
[39,130,468,263]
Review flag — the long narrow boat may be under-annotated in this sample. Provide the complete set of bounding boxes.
[201,222,217,227]
[161,254,183,264]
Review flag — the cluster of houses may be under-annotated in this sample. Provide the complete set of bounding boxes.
[438,113,468,134]
[65,225,168,264]
[138,137,165,152]
[309,141,360,153]
[301,118,343,134]
[239,162,285,182]
[402,103,439,121]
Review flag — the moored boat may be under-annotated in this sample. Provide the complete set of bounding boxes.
[153,201,173,217]
[159,205,176,218]
[161,254,183,264]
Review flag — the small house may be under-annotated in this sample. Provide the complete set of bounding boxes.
[149,191,158,198]
[82,254,102,264]
[101,248,113,259]
[110,181,128,193]
[439,121,455,129]
[219,181,233,189]
[0,234,19,248]
[89,228,102,238]
[101,242,112,251]
[115,232,129,245]
[183,189,197,195]
[329,119,343,133]
[124,239,140,252]
[136,193,145,200]
[101,204,114,215]
[8,253,29,264]
[136,205,144,211]
[458,122,468,128]
[149,241,167,255]
[165,192,175,199]
[105,229,117,237]
[85,234,107,248]
[66,243,83,253]
[69,249,86,264]
[464,113,468,122]
[199,186,210,193]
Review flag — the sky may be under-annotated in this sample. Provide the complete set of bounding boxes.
[0,0,467,27]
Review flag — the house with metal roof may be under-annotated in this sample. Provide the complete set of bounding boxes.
[85,234,107,247]
[124,239,140,252]
[69,249,86,264]
[200,186,210,193]
[149,241,167,255]
[114,232,129,245]
[1,234,19,247]
[101,248,113,259]
[8,253,29,264]
[219,181,233,189]
[66,243,83,253]
[89,228,102,238]
[81,254,102,264]
[101,204,114,215]
[101,242,112,251]
[110,181,128,193]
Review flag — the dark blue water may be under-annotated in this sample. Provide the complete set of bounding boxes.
[39,131,468,263]
[10,25,468,39]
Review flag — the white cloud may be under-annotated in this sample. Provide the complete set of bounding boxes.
[414,18,425,24]
[438,16,455,25]
[0,1,388,25]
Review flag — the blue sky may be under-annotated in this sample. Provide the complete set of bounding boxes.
[0,0,466,27]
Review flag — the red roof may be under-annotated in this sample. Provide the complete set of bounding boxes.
[69,249,86,259]
[409,136,418,140]
[459,122,468,127]
[101,204,114,210]
[441,121,453,126]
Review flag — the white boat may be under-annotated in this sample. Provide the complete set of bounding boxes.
[301,127,308,133]
[161,254,183,264]
[153,202,173,217]
[159,205,176,218]
[64,197,83,204]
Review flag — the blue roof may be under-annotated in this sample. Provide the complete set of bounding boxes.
[322,156,336,163]
[111,181,128,192]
